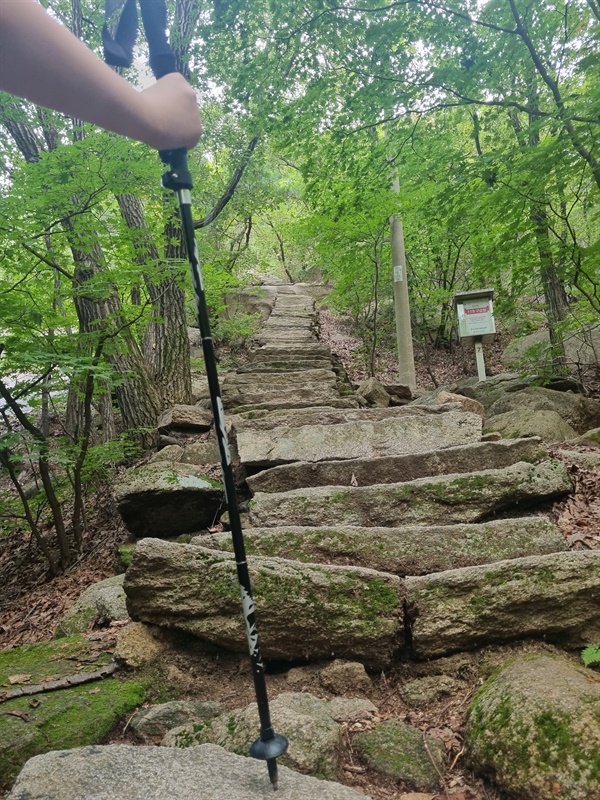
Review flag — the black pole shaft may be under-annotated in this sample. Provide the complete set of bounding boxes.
[175,190,287,788]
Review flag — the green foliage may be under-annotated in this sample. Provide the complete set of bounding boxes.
[582,645,600,667]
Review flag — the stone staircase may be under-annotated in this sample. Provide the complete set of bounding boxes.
[9,280,600,800]
[123,280,599,669]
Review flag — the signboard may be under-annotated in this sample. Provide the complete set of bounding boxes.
[455,290,496,342]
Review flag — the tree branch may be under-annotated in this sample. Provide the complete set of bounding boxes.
[194,137,259,229]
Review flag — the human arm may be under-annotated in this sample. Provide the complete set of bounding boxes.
[0,0,202,150]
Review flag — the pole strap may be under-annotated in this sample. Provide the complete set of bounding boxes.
[103,0,176,78]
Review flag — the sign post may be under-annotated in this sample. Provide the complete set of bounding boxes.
[454,289,496,382]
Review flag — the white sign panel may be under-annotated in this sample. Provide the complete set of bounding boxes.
[457,298,496,339]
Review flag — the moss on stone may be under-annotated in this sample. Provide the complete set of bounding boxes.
[0,637,145,788]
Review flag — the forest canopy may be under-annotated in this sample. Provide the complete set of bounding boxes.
[1,0,599,568]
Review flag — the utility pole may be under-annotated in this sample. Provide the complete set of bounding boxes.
[390,175,416,390]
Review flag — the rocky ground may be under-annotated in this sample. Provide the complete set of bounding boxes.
[1,296,600,800]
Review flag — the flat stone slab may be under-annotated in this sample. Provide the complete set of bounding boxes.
[124,540,404,669]
[230,397,359,414]
[239,360,335,373]
[236,410,482,467]
[246,439,548,493]
[223,369,337,387]
[233,404,468,432]
[158,405,213,432]
[115,463,223,537]
[250,343,332,358]
[248,461,572,528]
[199,517,567,576]
[222,387,345,410]
[405,551,600,658]
[6,744,369,800]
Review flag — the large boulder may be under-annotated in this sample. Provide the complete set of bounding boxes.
[158,405,213,432]
[484,409,578,442]
[6,744,369,800]
[114,463,223,537]
[55,575,127,637]
[502,323,600,381]
[130,701,223,741]
[405,551,600,658]
[124,539,404,669]
[248,461,573,528]
[466,655,600,799]
[485,386,600,435]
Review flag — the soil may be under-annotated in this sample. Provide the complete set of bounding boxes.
[1,308,599,800]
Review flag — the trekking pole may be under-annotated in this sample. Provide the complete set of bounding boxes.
[104,0,288,789]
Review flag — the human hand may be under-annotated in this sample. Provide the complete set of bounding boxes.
[138,73,203,151]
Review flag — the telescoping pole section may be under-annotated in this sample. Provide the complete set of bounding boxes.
[103,0,288,788]
[162,156,288,789]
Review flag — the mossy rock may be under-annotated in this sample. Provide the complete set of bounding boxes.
[466,654,600,799]
[0,637,145,789]
[163,692,342,780]
[355,719,444,792]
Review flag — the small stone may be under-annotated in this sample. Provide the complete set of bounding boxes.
[114,622,171,668]
[130,701,222,740]
[357,378,391,408]
[356,720,444,792]
[320,660,373,694]
[401,675,463,708]
[435,391,485,417]
[327,698,378,721]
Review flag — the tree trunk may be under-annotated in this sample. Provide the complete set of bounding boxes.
[116,193,192,407]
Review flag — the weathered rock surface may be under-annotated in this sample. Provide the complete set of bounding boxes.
[131,701,222,740]
[115,463,223,537]
[248,461,572,528]
[158,405,213,432]
[319,660,373,694]
[466,655,600,800]
[356,720,445,792]
[6,744,369,800]
[223,386,348,410]
[114,622,172,669]
[223,368,337,388]
[236,409,482,467]
[356,378,390,407]
[484,409,578,442]
[406,551,600,658]
[124,539,404,669]
[233,404,460,432]
[434,391,485,417]
[163,693,343,780]
[246,438,548,493]
[401,675,463,708]
[55,574,127,637]
[199,518,567,576]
